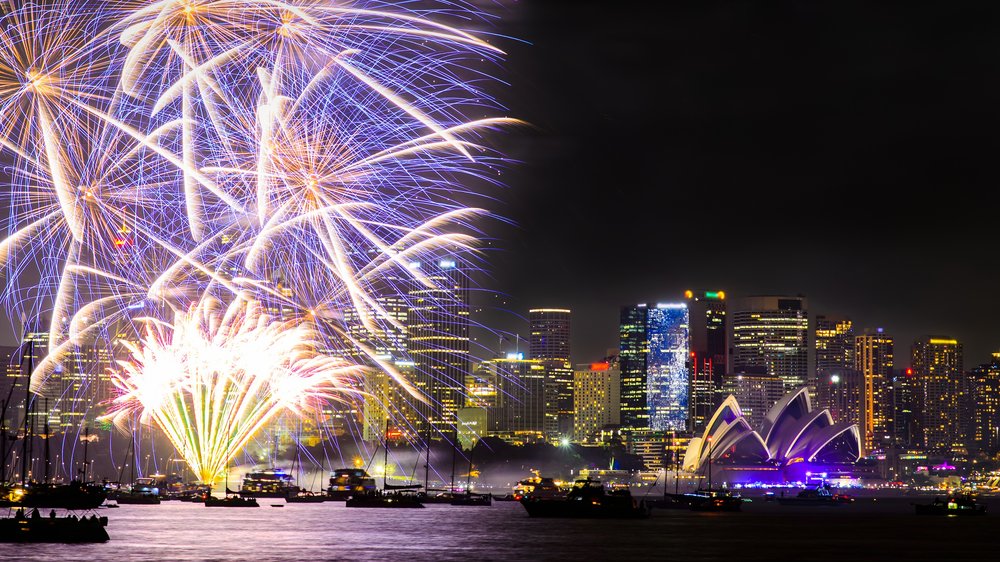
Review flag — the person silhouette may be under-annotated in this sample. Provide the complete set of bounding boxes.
[49,509,56,518]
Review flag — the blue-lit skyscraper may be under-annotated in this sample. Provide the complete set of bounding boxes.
[647,304,690,431]
[619,303,690,432]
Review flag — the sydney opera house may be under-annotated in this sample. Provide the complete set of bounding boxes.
[682,387,862,484]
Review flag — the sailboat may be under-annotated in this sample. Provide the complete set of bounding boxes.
[285,423,325,503]
[110,435,160,505]
[416,426,452,504]
[205,420,258,507]
[450,436,491,506]
[345,422,423,508]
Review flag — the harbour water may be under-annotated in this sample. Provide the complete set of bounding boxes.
[2,495,998,561]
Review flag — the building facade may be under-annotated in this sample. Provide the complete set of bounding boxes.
[912,337,964,455]
[684,290,727,433]
[718,372,785,429]
[855,331,894,453]
[619,303,690,433]
[573,362,621,443]
[529,309,574,439]
[968,354,1000,456]
[731,296,810,392]
[407,260,471,436]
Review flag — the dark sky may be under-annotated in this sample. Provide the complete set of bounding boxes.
[481,1,1000,366]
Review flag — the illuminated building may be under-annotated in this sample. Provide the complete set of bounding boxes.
[912,337,964,455]
[731,296,810,392]
[719,372,784,429]
[684,291,727,433]
[815,316,854,372]
[529,309,571,362]
[855,330,894,453]
[814,368,864,428]
[619,305,649,431]
[456,407,487,450]
[647,304,690,432]
[573,362,620,443]
[407,260,470,435]
[343,283,411,442]
[968,354,1000,456]
[891,367,920,447]
[629,431,669,471]
[682,387,861,484]
[619,303,690,433]
[529,308,574,440]
[481,355,551,443]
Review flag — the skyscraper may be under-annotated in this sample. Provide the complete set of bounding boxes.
[528,308,574,440]
[815,316,854,373]
[647,304,690,432]
[891,367,920,447]
[731,296,810,392]
[968,354,1000,456]
[684,290,727,433]
[912,337,964,455]
[407,260,470,435]
[485,355,550,442]
[618,303,690,432]
[855,330,894,453]
[619,305,649,431]
[573,362,621,443]
[529,309,571,362]
[814,369,864,428]
[719,372,784,428]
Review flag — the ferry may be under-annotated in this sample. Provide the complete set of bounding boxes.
[327,468,377,500]
[238,468,299,498]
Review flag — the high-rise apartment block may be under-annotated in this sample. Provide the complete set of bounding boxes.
[731,296,810,392]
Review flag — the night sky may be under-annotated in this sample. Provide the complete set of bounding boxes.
[483,1,1000,366]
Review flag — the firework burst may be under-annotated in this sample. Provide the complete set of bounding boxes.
[0,0,517,481]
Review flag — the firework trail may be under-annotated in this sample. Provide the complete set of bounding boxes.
[0,0,517,481]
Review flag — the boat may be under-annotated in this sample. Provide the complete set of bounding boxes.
[205,429,259,507]
[285,490,327,503]
[1,481,109,510]
[520,478,650,519]
[345,423,424,509]
[493,494,517,502]
[450,492,492,506]
[513,476,562,501]
[914,493,987,516]
[684,489,744,512]
[648,492,691,510]
[204,495,259,507]
[112,491,161,505]
[0,508,109,543]
[449,439,490,506]
[239,468,299,498]
[346,488,425,508]
[416,490,455,504]
[327,468,377,500]
[777,486,853,507]
[110,476,162,505]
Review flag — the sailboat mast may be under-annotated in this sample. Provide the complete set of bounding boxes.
[423,425,430,493]
[43,396,49,484]
[82,425,90,482]
[449,428,457,493]
[382,422,389,490]
[20,339,33,485]
[674,431,679,495]
[466,441,473,494]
